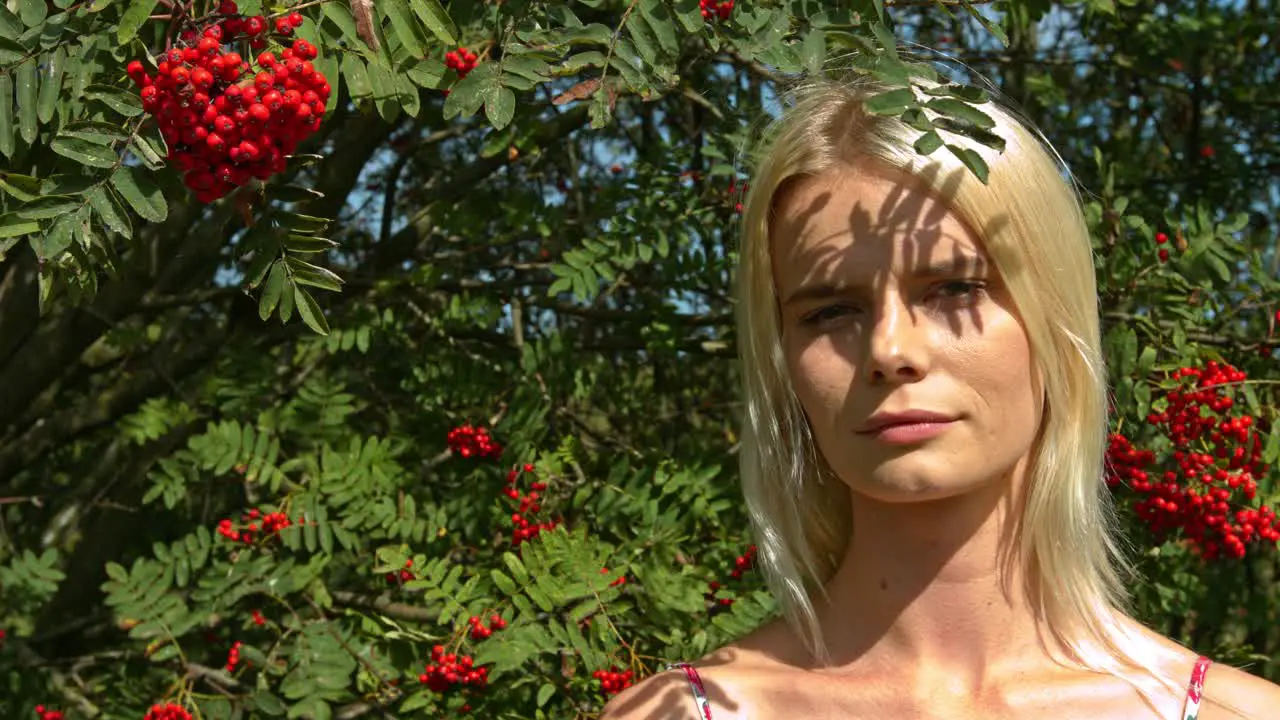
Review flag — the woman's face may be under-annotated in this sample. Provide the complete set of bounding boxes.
[770,163,1044,503]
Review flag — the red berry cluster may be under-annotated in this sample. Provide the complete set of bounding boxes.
[503,463,560,547]
[216,507,294,544]
[444,47,479,79]
[699,0,735,21]
[705,544,757,615]
[275,11,305,36]
[1155,231,1170,263]
[727,177,749,214]
[467,613,506,640]
[418,643,489,693]
[252,609,266,626]
[386,558,414,584]
[447,424,502,459]
[143,704,193,720]
[592,666,635,696]
[127,3,327,202]
[1107,361,1276,561]
[34,706,64,720]
[225,640,244,672]
[600,566,627,588]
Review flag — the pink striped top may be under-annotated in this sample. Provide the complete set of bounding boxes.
[665,655,1213,720]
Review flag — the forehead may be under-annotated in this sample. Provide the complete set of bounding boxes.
[769,165,988,282]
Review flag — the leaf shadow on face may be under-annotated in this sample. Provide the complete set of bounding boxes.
[770,161,1015,348]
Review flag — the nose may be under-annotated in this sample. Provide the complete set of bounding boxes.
[865,291,927,385]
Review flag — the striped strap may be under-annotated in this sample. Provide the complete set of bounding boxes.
[1181,655,1212,720]
[665,662,713,720]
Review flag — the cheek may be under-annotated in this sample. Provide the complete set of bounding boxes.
[788,336,853,418]
[961,320,1039,420]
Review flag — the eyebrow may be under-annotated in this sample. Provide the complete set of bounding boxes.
[780,255,987,308]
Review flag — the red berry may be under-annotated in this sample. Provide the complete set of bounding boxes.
[288,11,304,26]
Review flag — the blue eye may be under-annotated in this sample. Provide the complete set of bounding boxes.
[800,304,856,326]
[934,280,987,301]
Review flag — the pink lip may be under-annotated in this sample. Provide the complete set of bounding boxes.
[862,420,956,444]
[857,410,957,434]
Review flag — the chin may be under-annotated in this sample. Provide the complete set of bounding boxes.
[847,480,966,505]
[840,457,987,504]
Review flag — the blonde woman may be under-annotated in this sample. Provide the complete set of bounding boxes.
[601,71,1280,719]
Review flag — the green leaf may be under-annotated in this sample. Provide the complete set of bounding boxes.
[1265,422,1280,465]
[560,51,607,73]
[409,0,457,45]
[61,120,130,145]
[383,0,429,57]
[946,143,989,184]
[131,134,166,169]
[259,261,286,320]
[36,46,65,124]
[537,683,555,707]
[870,21,898,58]
[15,58,37,145]
[110,166,167,222]
[39,213,76,258]
[863,87,916,115]
[19,0,46,26]
[84,84,145,117]
[491,569,517,595]
[285,255,344,292]
[932,117,1006,152]
[443,64,494,119]
[293,285,329,335]
[0,74,13,158]
[0,4,21,40]
[341,55,371,99]
[0,173,40,201]
[283,234,338,253]
[925,97,996,129]
[919,83,990,103]
[1217,212,1248,234]
[913,130,943,155]
[502,552,529,585]
[0,36,26,64]
[0,213,40,239]
[118,0,159,44]
[1204,253,1231,283]
[15,196,79,220]
[485,85,516,130]
[366,60,401,122]
[1136,345,1157,378]
[250,691,288,716]
[88,186,132,239]
[963,0,1008,46]
[52,135,117,168]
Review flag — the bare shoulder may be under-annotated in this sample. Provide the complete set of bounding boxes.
[1201,660,1280,720]
[599,625,788,720]
[597,658,756,720]
[597,667,705,720]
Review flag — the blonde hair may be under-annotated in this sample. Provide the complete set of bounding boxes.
[734,65,1185,707]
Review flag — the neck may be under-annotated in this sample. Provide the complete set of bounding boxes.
[812,475,1062,686]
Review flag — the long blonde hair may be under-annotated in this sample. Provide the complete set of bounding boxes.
[734,67,1185,707]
